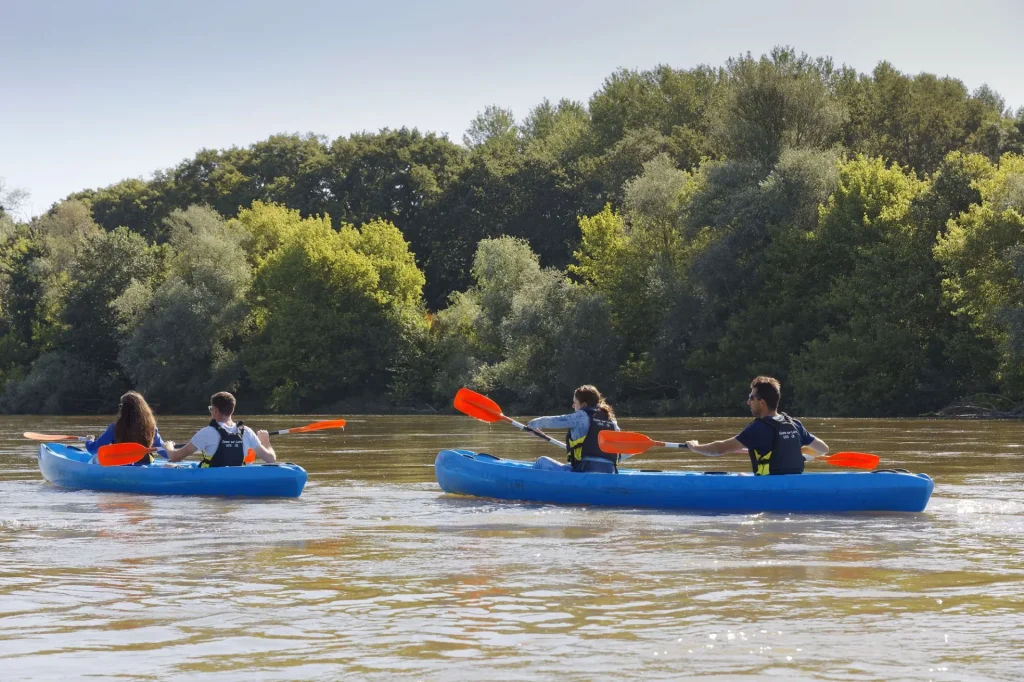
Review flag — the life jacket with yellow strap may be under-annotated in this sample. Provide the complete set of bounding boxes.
[198,420,247,468]
[565,407,618,473]
[747,413,805,476]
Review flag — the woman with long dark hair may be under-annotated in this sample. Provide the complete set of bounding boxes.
[86,391,166,465]
[528,385,621,474]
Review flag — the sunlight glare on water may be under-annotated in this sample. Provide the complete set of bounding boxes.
[2,415,1023,680]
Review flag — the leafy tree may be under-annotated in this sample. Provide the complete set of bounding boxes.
[589,65,720,164]
[478,270,619,411]
[230,200,306,264]
[715,47,845,168]
[522,99,590,158]
[0,201,104,397]
[2,227,161,412]
[0,177,28,218]
[0,223,42,391]
[116,206,251,411]
[935,154,1024,393]
[432,236,619,411]
[840,63,1017,174]
[75,176,173,241]
[656,149,840,411]
[423,135,587,305]
[464,105,518,149]
[573,157,696,369]
[244,210,426,411]
[586,127,673,206]
[785,156,943,415]
[325,128,465,229]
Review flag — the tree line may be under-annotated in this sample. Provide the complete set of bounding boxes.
[2,47,1023,416]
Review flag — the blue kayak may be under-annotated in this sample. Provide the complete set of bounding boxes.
[38,443,307,498]
[434,449,933,513]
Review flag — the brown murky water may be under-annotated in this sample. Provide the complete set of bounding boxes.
[2,415,1023,681]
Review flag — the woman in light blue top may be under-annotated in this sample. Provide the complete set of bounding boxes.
[528,385,621,473]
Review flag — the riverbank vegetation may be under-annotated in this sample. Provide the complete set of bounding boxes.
[3,47,1023,417]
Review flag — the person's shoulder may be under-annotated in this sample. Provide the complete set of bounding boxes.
[191,424,219,440]
[736,418,769,442]
[793,417,814,436]
[780,413,807,427]
[234,423,257,437]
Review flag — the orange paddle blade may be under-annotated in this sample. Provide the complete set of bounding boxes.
[598,431,658,455]
[453,388,504,423]
[284,419,347,434]
[24,432,78,441]
[96,442,155,466]
[819,451,880,470]
[244,449,256,464]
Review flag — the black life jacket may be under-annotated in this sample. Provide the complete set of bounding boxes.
[565,407,618,474]
[747,413,805,476]
[197,420,246,468]
[131,452,154,466]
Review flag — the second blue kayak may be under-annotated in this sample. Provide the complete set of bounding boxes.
[435,449,933,513]
[38,443,307,498]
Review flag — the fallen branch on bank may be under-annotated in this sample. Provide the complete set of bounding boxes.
[928,393,1024,418]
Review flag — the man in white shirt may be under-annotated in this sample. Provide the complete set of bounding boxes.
[164,392,276,466]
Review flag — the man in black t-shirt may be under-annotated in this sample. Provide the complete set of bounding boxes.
[685,376,828,475]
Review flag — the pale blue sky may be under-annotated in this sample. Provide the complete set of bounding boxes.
[2,0,1022,218]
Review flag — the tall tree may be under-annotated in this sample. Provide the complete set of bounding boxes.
[244,207,426,411]
[117,206,252,411]
[716,47,845,168]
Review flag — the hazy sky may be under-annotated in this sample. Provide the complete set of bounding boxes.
[2,0,1022,218]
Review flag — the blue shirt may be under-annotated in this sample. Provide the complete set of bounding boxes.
[86,423,165,455]
[527,409,620,442]
[736,415,814,457]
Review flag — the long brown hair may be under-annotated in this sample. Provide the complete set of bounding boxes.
[114,391,156,447]
[574,385,615,420]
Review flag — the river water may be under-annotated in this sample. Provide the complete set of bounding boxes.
[1,415,1023,681]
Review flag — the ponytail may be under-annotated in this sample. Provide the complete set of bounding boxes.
[574,385,615,421]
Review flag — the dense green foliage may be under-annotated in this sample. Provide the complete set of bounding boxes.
[3,48,1024,415]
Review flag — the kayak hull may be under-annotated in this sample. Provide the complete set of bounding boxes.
[434,449,933,513]
[38,443,307,498]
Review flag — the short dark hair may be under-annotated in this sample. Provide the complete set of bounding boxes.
[210,391,236,416]
[750,376,782,411]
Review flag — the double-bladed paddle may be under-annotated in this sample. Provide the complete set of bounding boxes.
[24,432,89,442]
[597,430,881,470]
[27,432,169,466]
[88,418,347,466]
[453,388,563,447]
[95,442,160,466]
[241,419,347,463]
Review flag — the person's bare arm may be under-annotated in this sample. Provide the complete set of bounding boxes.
[684,436,746,457]
[802,437,829,456]
[165,441,197,463]
[252,429,276,463]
